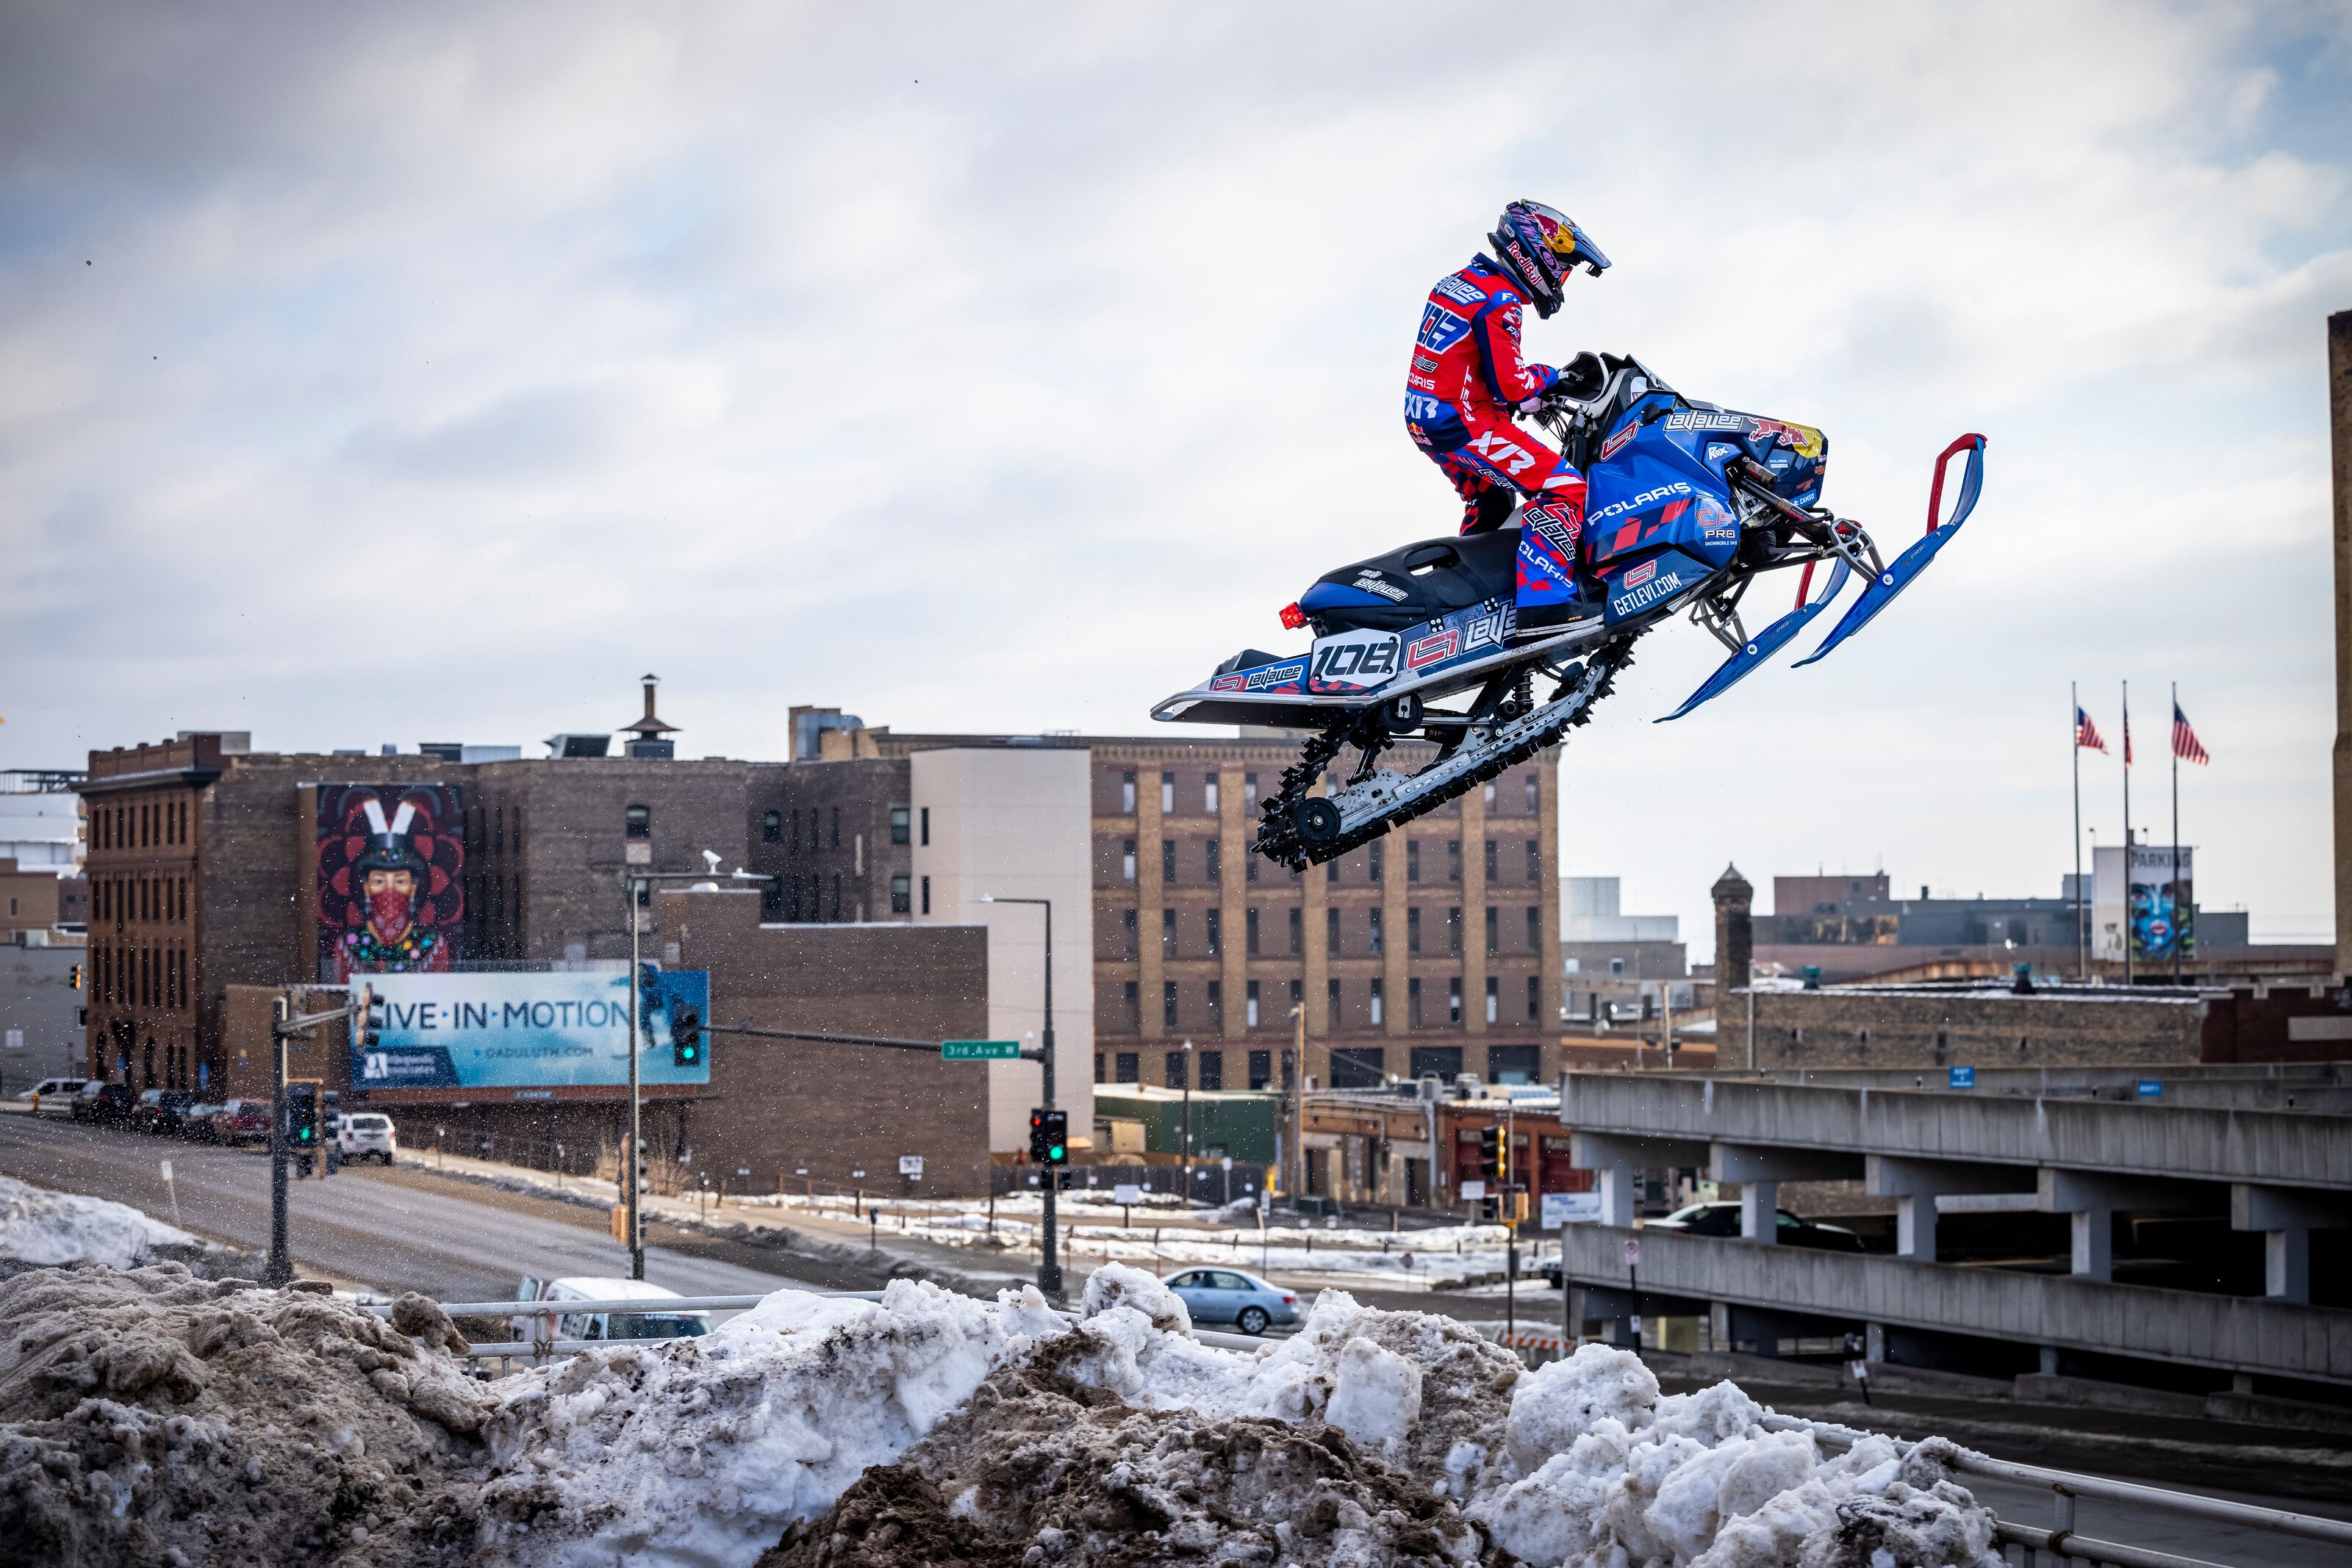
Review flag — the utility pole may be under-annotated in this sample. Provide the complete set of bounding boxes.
[2122,679,2134,988]
[267,994,291,1286]
[982,896,1060,1297]
[1288,1001,1306,1206]
[1180,1037,1194,1198]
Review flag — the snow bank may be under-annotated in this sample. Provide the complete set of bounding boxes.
[0,1173,204,1272]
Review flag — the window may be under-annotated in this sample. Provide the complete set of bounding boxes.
[1329,1046,1384,1090]
[1166,1050,1186,1088]
[1248,1047,1271,1089]
[831,873,842,920]
[1116,1051,1139,1083]
[1246,846,1259,884]
[889,806,910,845]
[1164,982,1179,1029]
[1206,909,1222,956]
[1161,771,1175,813]
[1610,956,1625,976]
[1526,839,1539,883]
[1246,981,1261,1029]
[1207,981,1222,1028]
[889,875,911,914]
[1289,978,1302,1012]
[1327,977,1341,1024]
[1408,907,1421,954]
[921,875,932,916]
[830,808,841,849]
[1204,774,1219,813]
[1368,908,1384,955]
[1485,907,1499,956]
[920,807,931,846]
[1485,977,1499,1024]
[1288,908,1302,955]
[1162,839,1176,882]
[1528,975,1542,1022]
[1199,1049,1223,1091]
[788,810,800,854]
[1408,977,1424,1026]
[1163,908,1177,954]
[1123,981,1139,1026]
[1244,773,1258,810]
[1526,906,1541,952]
[1446,907,1463,954]
[761,881,785,919]
[1369,840,1383,884]
[1095,1051,1105,1082]
[1484,839,1498,881]
[1325,907,1340,955]
[1246,907,1260,954]
[1122,772,1137,813]
[1122,907,1138,956]
[1526,774,1539,812]
[624,805,650,841]
[1205,840,1220,884]
[763,810,782,844]
[1482,780,1496,807]
[1122,840,1137,882]
[1447,841,1460,882]
[1449,977,1463,1024]
[1369,979,1384,1026]
[1489,1043,1541,1085]
[1326,856,1338,885]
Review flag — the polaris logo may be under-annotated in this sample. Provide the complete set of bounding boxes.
[1352,572,1409,602]
[1591,482,1692,522]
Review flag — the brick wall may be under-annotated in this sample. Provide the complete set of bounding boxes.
[1734,987,2206,1070]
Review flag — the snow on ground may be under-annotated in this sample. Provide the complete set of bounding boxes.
[0,1259,2001,1567]
[0,1172,204,1272]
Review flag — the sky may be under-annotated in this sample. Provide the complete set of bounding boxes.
[4,1,2350,954]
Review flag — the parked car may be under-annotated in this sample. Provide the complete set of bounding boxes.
[336,1112,398,1165]
[133,1090,203,1136]
[71,1081,138,1126]
[20,1077,86,1115]
[1161,1267,1299,1336]
[512,1277,711,1345]
[181,1102,226,1141]
[212,1098,271,1147]
[1642,1201,1866,1253]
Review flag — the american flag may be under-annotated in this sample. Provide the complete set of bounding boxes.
[2074,706,2107,753]
[2173,702,2210,765]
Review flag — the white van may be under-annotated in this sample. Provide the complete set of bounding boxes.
[511,1276,711,1345]
[22,1077,87,1116]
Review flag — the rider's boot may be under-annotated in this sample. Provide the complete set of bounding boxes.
[1511,499,1593,636]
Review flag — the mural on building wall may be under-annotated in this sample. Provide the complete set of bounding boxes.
[316,785,465,982]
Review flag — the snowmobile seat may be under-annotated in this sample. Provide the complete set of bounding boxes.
[1297,529,1521,633]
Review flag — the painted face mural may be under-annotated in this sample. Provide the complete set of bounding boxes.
[316,785,466,982]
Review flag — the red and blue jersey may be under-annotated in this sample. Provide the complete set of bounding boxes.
[1403,256,1560,453]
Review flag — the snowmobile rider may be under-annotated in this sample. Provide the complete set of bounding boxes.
[1403,200,1609,626]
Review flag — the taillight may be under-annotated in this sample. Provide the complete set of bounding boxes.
[1279,603,1308,630]
[1281,1293,1297,1305]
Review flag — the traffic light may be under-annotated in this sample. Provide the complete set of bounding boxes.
[637,962,662,1043]
[1028,1107,1069,1165]
[287,1082,321,1150]
[670,1006,703,1068]
[1477,1126,1505,1184]
[68,963,82,991]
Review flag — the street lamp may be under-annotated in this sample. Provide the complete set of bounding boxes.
[978,895,1060,1297]
[1180,1037,1194,1196]
[624,859,770,1281]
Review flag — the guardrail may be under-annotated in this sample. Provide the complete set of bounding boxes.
[377,1290,2348,1565]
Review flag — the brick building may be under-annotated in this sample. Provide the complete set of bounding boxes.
[1299,1088,1593,1213]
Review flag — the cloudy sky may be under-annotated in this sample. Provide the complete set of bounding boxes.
[4,2,2349,949]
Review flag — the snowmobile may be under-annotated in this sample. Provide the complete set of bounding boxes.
[1152,352,1986,869]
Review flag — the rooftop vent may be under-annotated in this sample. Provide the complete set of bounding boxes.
[621,673,678,760]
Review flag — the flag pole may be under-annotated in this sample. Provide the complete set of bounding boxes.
[2073,681,2085,980]
[2171,681,2182,984]
[2121,679,2133,988]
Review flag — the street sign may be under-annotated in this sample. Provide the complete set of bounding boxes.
[942,1040,1021,1060]
[1948,1065,1976,1089]
[2136,1079,2162,1099]
[1623,1237,1641,1267]
[159,1159,173,1182]
[1541,1191,1599,1230]
[1113,1183,1142,1204]
[899,1155,925,1178]
[1460,1179,1487,1201]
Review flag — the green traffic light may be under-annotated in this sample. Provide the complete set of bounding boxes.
[1048,1143,1064,1160]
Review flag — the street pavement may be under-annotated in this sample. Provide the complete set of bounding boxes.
[0,1110,824,1303]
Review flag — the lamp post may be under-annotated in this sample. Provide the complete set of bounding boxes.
[979,896,1059,1297]
[624,858,770,1281]
[1180,1037,1194,1196]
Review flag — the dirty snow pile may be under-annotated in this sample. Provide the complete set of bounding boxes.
[0,1264,497,1567]
[0,1256,2001,1568]
[0,1173,209,1274]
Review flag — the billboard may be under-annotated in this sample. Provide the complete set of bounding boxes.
[2092,844,2193,964]
[316,784,466,982]
[348,969,711,1091]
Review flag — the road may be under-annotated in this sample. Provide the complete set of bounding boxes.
[0,1110,825,1303]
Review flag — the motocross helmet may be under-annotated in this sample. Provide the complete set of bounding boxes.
[1488,201,1609,320]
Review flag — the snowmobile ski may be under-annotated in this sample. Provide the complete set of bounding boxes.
[1656,558,1850,723]
[1793,434,1986,667]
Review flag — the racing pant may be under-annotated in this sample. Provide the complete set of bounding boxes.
[1424,416,1590,630]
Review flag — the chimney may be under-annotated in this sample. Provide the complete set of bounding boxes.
[1712,863,1754,996]
[621,672,680,760]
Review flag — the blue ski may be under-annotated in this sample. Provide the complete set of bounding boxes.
[1657,559,1850,723]
[1793,434,1986,668]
